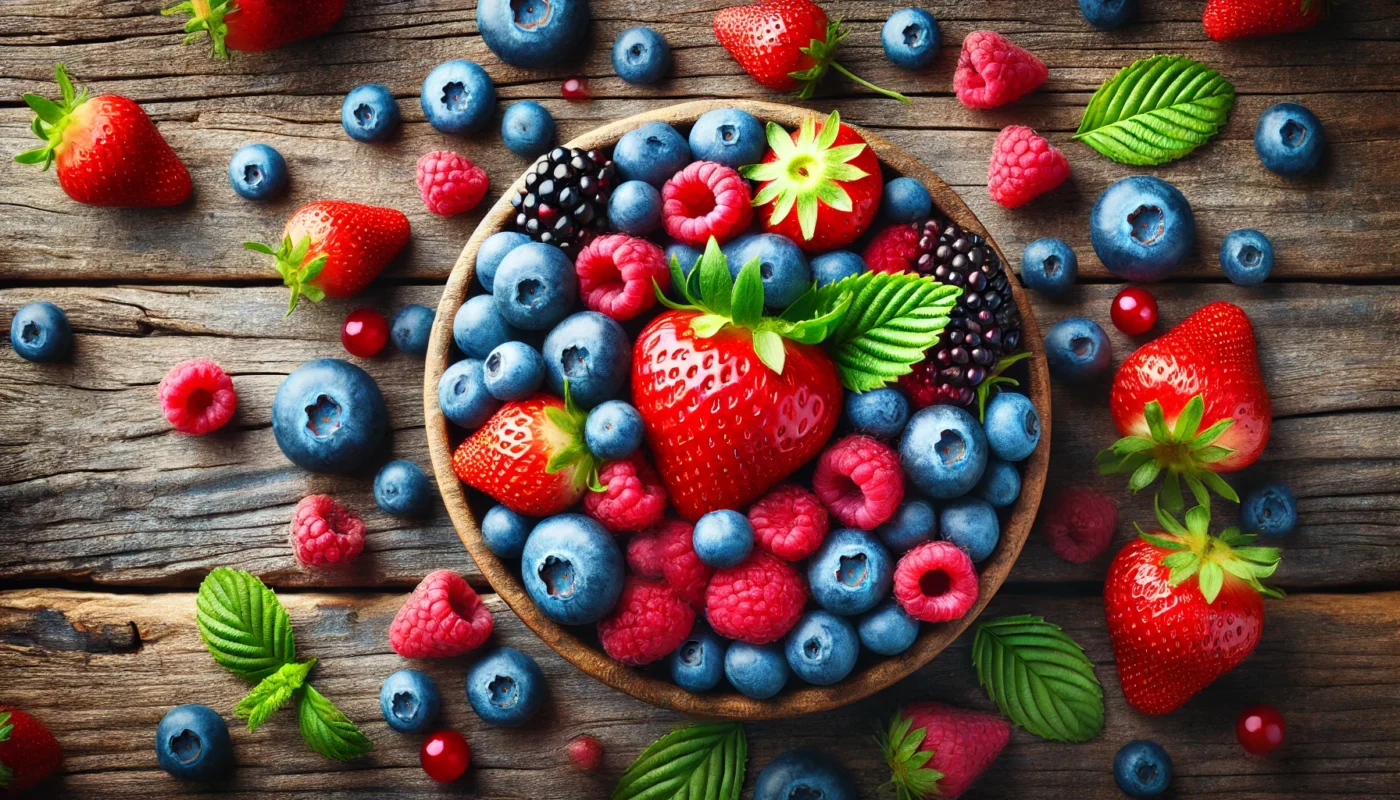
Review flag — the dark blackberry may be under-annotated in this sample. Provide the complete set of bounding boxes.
[509,146,617,257]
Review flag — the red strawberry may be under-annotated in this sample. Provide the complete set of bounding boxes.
[879,701,1010,799]
[713,0,908,102]
[0,707,62,793]
[246,200,411,315]
[741,110,883,253]
[15,64,191,208]
[1104,502,1282,715]
[1203,0,1325,41]
[1098,302,1271,507]
[162,0,346,58]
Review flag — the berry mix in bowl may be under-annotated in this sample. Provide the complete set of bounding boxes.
[423,100,1050,719]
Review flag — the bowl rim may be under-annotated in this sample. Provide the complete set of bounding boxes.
[424,99,1051,720]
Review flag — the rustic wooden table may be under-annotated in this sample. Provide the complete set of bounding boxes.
[2,1,1398,797]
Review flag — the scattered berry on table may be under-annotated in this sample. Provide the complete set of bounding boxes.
[272,359,387,472]
[939,497,1000,562]
[893,540,979,622]
[953,30,1047,109]
[583,453,668,533]
[389,570,494,658]
[810,250,866,287]
[692,509,756,568]
[879,177,933,224]
[1044,317,1112,384]
[155,705,232,782]
[566,734,604,771]
[519,514,624,625]
[877,498,937,554]
[807,528,894,616]
[755,749,858,800]
[374,459,433,517]
[625,528,666,579]
[614,121,692,188]
[420,60,495,135]
[501,100,557,159]
[858,599,920,656]
[669,622,728,692]
[456,387,594,516]
[1079,0,1137,29]
[706,551,807,644]
[607,180,663,236]
[10,301,71,363]
[844,388,910,440]
[1090,176,1196,282]
[477,0,588,68]
[1254,102,1325,175]
[438,359,500,429]
[542,311,632,408]
[455,294,521,359]
[509,147,617,256]
[688,108,767,169]
[576,234,670,321]
[882,8,940,70]
[1220,228,1275,286]
[494,242,579,331]
[814,435,905,530]
[723,640,790,700]
[612,27,671,85]
[881,702,1010,800]
[340,307,389,357]
[1240,483,1298,537]
[597,576,695,665]
[747,483,830,562]
[227,143,287,200]
[784,610,860,686]
[723,233,813,309]
[0,706,62,791]
[584,400,645,461]
[466,646,545,726]
[391,304,435,355]
[1236,705,1286,755]
[1020,237,1078,296]
[561,77,590,102]
[899,405,989,499]
[661,161,753,248]
[657,519,713,606]
[974,457,1022,507]
[340,83,399,142]
[1205,0,1324,41]
[1111,286,1159,335]
[475,231,529,293]
[379,669,441,734]
[159,358,237,435]
[416,150,489,218]
[983,391,1041,461]
[481,505,534,559]
[163,0,346,57]
[1113,740,1173,798]
[988,125,1070,208]
[1040,485,1118,564]
[420,729,471,783]
[483,340,546,401]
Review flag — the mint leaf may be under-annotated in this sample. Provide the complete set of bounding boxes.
[812,272,960,392]
[972,615,1105,743]
[612,723,746,800]
[235,659,316,732]
[1074,55,1235,166]
[196,567,297,682]
[296,685,372,761]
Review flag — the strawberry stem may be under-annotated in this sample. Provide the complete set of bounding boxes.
[1144,499,1283,604]
[162,0,236,60]
[1097,394,1240,511]
[13,64,89,170]
[244,236,328,316]
[827,62,911,104]
[791,20,911,104]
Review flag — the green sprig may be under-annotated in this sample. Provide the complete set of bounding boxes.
[612,723,746,800]
[971,615,1105,743]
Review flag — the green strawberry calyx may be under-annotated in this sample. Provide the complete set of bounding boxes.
[1097,394,1240,511]
[542,380,605,493]
[1140,499,1284,605]
[876,711,944,800]
[741,110,871,243]
[789,20,911,104]
[162,0,239,60]
[14,64,91,171]
[0,710,12,787]
[244,235,329,317]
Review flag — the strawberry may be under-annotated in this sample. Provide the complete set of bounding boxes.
[14,64,192,208]
[1098,302,1271,509]
[0,707,62,793]
[741,110,883,253]
[713,0,908,102]
[878,701,1010,799]
[1105,501,1283,715]
[1203,0,1325,41]
[246,200,411,315]
[162,0,346,59]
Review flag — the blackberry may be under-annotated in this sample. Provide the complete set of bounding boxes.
[509,146,617,257]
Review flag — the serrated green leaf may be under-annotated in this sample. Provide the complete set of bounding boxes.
[972,615,1104,743]
[196,567,297,682]
[296,685,371,761]
[1074,55,1235,166]
[612,723,745,800]
[235,658,316,732]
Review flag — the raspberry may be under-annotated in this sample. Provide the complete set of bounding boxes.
[566,735,603,772]
[389,570,495,658]
[289,494,365,569]
[863,222,923,276]
[1040,485,1118,563]
[987,126,1070,209]
[656,519,713,607]
[416,150,489,217]
[705,551,807,644]
[583,453,668,532]
[575,234,670,322]
[661,160,753,247]
[597,577,696,666]
[812,435,905,530]
[893,541,979,623]
[625,529,666,578]
[158,359,237,435]
[747,483,829,561]
[953,30,1048,110]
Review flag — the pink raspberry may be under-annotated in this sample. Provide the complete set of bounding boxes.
[158,359,237,435]
[566,735,603,772]
[953,30,1048,109]
[1041,485,1118,564]
[597,577,696,666]
[416,150,489,217]
[289,494,365,569]
[662,161,753,247]
[987,126,1070,209]
[575,234,670,322]
[862,223,920,275]
[657,519,713,607]
[705,551,807,644]
[389,569,495,658]
[813,435,905,530]
[584,453,668,532]
[893,541,979,623]
[747,483,829,562]
[626,529,666,578]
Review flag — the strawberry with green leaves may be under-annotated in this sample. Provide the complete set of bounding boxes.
[0,707,62,793]
[1204,0,1325,41]
[163,0,347,59]
[878,702,1010,799]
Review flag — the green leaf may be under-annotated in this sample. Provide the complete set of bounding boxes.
[730,257,765,327]
[1173,395,1204,442]
[235,658,316,732]
[877,711,944,800]
[698,238,733,317]
[296,685,372,761]
[1128,459,1162,493]
[1074,55,1235,166]
[1198,560,1225,603]
[196,567,297,682]
[752,329,786,374]
[972,615,1105,743]
[612,723,746,800]
[0,711,12,741]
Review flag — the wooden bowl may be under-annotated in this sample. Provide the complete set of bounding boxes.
[425,100,1051,720]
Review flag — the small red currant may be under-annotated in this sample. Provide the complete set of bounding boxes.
[562,77,590,102]
[421,729,471,782]
[566,734,603,772]
[1236,705,1286,755]
[1111,286,1158,335]
[341,308,389,357]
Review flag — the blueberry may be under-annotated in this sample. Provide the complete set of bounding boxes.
[614,122,692,187]
[811,250,867,287]
[391,304,435,356]
[420,60,496,135]
[1240,483,1298,537]
[876,498,937,554]
[501,101,556,159]
[688,108,767,169]
[808,529,893,616]
[881,8,940,70]
[374,459,433,517]
[1113,740,1173,798]
[438,358,501,429]
[543,311,632,409]
[725,233,812,309]
[493,242,578,332]
[379,669,441,733]
[476,230,530,294]
[724,641,789,700]
[858,599,920,656]
[899,405,989,499]
[1220,228,1274,286]
[612,27,671,85]
[608,180,663,236]
[466,646,545,727]
[481,504,535,558]
[521,514,624,625]
[227,143,287,201]
[1045,317,1112,384]
[1090,176,1196,282]
[454,294,522,359]
[155,705,233,782]
[693,509,755,568]
[754,749,858,800]
[844,387,910,439]
[784,610,859,686]
[340,84,400,142]
[665,241,703,278]
[940,497,1000,562]
[272,359,388,473]
[1020,237,1079,296]
[670,622,728,692]
[584,400,645,460]
[484,340,546,401]
[9,301,71,362]
[1078,0,1137,29]
[477,0,588,69]
[879,176,933,223]
[974,457,1021,507]
[1255,102,1325,176]
[984,391,1041,461]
